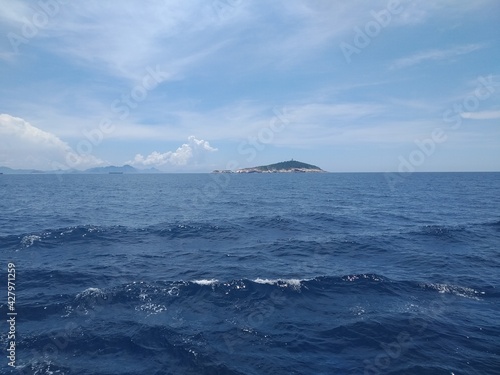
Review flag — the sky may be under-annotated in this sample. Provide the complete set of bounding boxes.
[0,0,499,172]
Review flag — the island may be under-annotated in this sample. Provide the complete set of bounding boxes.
[212,160,326,173]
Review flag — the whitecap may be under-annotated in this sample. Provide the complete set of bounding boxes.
[192,279,219,286]
[76,287,104,299]
[253,278,277,285]
[64,287,108,317]
[21,234,41,248]
[422,283,482,300]
[253,278,303,290]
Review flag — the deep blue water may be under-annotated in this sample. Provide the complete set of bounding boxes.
[0,173,499,375]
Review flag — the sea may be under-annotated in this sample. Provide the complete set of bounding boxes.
[0,172,499,375]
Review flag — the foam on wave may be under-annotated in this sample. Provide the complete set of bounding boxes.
[192,279,219,286]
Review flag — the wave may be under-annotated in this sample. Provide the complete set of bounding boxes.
[404,219,500,242]
[13,272,498,375]
[3,215,499,252]
[0,222,239,251]
[407,224,468,240]
[17,324,247,375]
[0,225,124,251]
[16,272,495,311]
[244,215,299,230]
[149,222,239,240]
[253,278,303,289]
[56,274,490,318]
[484,218,500,229]
[192,279,219,286]
[418,282,486,300]
[479,218,500,225]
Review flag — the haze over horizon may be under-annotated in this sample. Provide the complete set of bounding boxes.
[1,1,499,172]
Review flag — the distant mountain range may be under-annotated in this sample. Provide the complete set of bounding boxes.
[0,166,46,174]
[0,165,161,174]
[213,160,326,173]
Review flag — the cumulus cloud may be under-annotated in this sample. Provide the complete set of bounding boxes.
[129,136,217,167]
[0,114,104,170]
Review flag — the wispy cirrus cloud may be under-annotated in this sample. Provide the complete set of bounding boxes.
[1,1,499,171]
[460,110,500,120]
[389,43,485,69]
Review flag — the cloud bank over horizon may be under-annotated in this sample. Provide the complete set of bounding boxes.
[0,114,104,170]
[0,114,217,171]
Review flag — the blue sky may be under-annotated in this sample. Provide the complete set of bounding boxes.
[0,0,499,172]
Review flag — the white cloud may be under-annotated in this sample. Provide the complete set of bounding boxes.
[460,110,500,120]
[2,1,464,82]
[129,135,217,167]
[0,114,104,170]
[289,103,384,122]
[0,51,16,62]
[390,44,484,69]
[0,1,498,173]
[0,0,33,25]
[32,1,233,81]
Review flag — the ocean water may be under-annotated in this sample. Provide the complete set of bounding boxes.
[0,173,499,375]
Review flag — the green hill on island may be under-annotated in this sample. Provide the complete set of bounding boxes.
[213,160,326,173]
[250,160,323,171]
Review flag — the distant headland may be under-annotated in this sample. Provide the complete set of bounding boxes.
[0,165,160,174]
[212,160,326,174]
